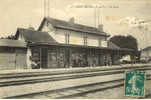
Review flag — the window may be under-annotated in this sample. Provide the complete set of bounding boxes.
[83,36,87,45]
[101,40,108,47]
[65,33,70,44]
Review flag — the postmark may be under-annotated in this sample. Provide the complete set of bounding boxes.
[125,70,145,97]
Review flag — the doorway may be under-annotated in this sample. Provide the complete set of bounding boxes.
[41,48,48,68]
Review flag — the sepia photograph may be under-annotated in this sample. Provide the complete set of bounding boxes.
[0,0,151,99]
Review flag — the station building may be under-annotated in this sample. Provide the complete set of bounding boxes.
[0,17,133,69]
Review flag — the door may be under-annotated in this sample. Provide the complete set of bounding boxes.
[48,52,58,68]
[41,48,48,69]
[58,49,65,68]
[65,48,70,67]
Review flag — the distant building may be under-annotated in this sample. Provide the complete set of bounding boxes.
[0,17,133,69]
[140,46,151,61]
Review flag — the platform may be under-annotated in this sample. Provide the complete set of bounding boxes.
[0,64,151,75]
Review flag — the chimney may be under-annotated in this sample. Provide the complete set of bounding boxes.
[69,17,75,24]
[98,24,104,31]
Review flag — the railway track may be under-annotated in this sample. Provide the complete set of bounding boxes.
[1,65,151,99]
[0,65,151,79]
[5,74,151,99]
[0,67,151,87]
[58,76,151,99]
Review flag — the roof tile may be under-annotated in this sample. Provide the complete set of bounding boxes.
[40,17,110,36]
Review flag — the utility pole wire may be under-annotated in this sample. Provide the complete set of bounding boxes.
[100,8,103,25]
[97,8,100,27]
[94,8,96,28]
[44,0,46,17]
[48,0,50,17]
[44,0,50,17]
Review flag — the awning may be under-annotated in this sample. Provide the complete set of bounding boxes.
[29,42,133,52]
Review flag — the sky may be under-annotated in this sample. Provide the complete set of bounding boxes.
[0,0,151,49]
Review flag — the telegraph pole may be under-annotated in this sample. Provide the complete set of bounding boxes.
[44,0,50,17]
[44,0,46,17]
[48,0,50,17]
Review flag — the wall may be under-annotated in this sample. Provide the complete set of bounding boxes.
[15,49,27,69]
[56,29,84,45]
[56,28,107,47]
[0,47,27,70]
[87,34,106,47]
[0,50,16,70]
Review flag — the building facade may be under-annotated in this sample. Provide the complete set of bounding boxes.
[140,46,151,62]
[14,17,132,69]
[0,17,133,70]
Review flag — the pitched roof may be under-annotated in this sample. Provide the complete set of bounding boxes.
[0,39,26,48]
[38,17,110,37]
[16,28,57,44]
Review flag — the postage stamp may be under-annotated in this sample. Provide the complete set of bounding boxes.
[125,70,145,97]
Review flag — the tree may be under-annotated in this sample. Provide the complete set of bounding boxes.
[0,35,16,40]
[6,35,16,40]
[109,35,138,50]
[109,35,139,60]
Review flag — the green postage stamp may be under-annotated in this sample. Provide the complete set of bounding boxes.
[125,70,145,97]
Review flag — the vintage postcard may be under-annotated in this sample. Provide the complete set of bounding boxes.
[0,0,151,99]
